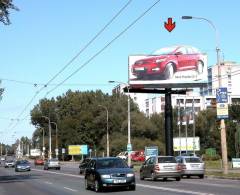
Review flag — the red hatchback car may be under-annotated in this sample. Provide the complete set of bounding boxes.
[131,45,204,80]
[34,158,44,166]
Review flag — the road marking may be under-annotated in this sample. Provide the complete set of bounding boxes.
[33,169,217,194]
[182,180,240,189]
[63,187,77,192]
[137,184,215,195]
[44,181,53,185]
[32,168,84,178]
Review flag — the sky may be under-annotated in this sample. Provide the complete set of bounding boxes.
[1,0,240,145]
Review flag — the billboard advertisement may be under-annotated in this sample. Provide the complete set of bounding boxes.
[30,149,41,157]
[68,145,89,155]
[129,45,208,88]
[173,137,200,151]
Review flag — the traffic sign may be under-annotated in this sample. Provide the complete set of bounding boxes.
[216,87,228,103]
[127,144,132,152]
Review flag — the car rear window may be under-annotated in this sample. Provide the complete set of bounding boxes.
[158,157,176,163]
[185,158,202,163]
[97,159,128,169]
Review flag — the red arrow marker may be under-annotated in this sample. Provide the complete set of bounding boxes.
[164,18,176,32]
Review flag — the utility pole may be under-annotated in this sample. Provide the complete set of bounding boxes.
[182,15,228,174]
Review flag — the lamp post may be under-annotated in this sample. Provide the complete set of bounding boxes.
[42,116,52,159]
[98,105,109,157]
[41,128,45,160]
[182,16,228,174]
[50,122,58,159]
[109,80,131,167]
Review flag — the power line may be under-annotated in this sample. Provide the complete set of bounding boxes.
[3,1,133,135]
[45,0,161,96]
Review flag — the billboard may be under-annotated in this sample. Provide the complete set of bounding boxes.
[145,146,158,160]
[68,145,88,155]
[173,137,200,151]
[129,45,208,88]
[30,149,41,157]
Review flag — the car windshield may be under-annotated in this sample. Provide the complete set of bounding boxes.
[152,46,177,55]
[158,157,176,163]
[17,160,29,164]
[185,157,202,163]
[96,158,128,169]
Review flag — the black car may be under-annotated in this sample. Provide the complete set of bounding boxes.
[79,158,91,174]
[85,157,135,192]
[15,160,31,172]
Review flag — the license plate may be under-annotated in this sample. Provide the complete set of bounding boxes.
[113,179,126,184]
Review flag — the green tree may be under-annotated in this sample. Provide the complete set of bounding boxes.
[0,0,18,25]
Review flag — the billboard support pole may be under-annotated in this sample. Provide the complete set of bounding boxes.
[165,88,173,156]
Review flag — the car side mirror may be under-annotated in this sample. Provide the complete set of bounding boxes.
[130,165,134,169]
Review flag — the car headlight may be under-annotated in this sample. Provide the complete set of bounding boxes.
[155,59,165,63]
[126,173,135,177]
[101,174,111,179]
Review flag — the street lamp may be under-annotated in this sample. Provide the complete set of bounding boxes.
[41,116,52,159]
[182,16,228,174]
[98,105,109,157]
[109,80,132,167]
[50,121,59,159]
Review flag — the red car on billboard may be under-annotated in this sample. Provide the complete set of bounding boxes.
[131,45,205,80]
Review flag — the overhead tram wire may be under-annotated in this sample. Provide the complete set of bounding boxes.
[4,0,133,134]
[45,0,162,97]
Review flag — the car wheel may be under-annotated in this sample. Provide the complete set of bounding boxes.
[176,177,181,181]
[199,174,204,179]
[129,185,136,191]
[140,172,145,180]
[94,180,102,192]
[187,175,191,178]
[164,63,174,80]
[85,179,90,190]
[197,61,204,74]
[163,178,167,181]
[151,172,156,181]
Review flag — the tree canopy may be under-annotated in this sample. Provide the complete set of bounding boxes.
[0,0,18,25]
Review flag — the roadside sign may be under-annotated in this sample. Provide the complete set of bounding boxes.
[55,149,59,155]
[127,144,132,152]
[62,148,65,154]
[145,146,158,160]
[216,87,228,103]
[217,103,229,119]
[232,158,240,168]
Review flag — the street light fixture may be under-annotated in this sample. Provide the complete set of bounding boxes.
[182,16,228,174]
[98,105,109,157]
[50,121,59,159]
[108,80,132,167]
[41,116,52,159]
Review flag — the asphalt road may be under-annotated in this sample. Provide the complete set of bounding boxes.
[0,163,240,195]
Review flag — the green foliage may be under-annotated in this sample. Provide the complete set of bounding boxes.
[0,0,19,25]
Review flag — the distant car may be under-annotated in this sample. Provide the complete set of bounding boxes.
[79,158,91,174]
[117,151,128,160]
[5,160,15,168]
[140,156,181,181]
[176,156,205,178]
[85,157,136,192]
[131,150,145,162]
[44,158,61,170]
[34,158,44,166]
[15,160,31,172]
[132,45,204,80]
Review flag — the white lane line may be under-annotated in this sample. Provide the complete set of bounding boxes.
[33,169,216,194]
[44,181,53,185]
[137,184,215,195]
[181,180,240,188]
[32,168,84,178]
[63,187,77,192]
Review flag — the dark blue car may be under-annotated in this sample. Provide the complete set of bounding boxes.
[85,157,135,192]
